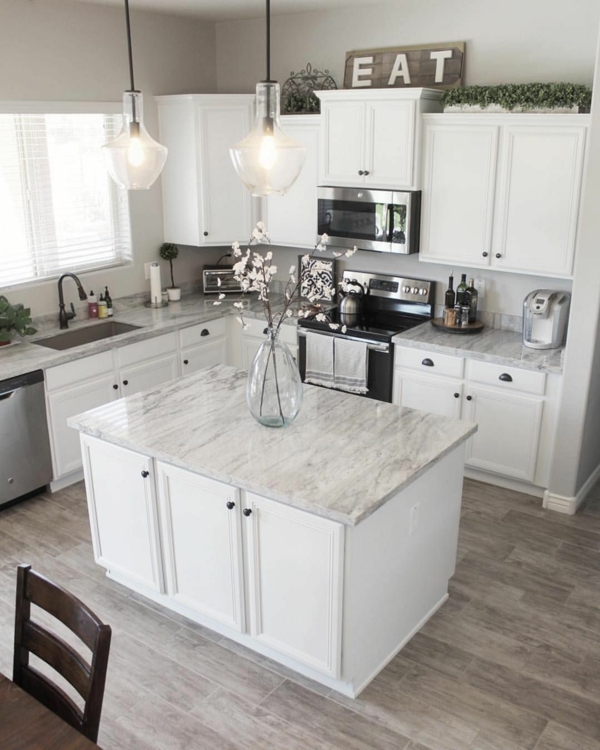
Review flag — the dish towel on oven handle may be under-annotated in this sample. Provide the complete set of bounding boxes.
[333,337,369,394]
[305,331,335,388]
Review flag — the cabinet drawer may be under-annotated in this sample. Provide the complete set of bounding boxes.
[467,360,546,395]
[395,346,464,379]
[46,351,114,391]
[117,332,177,368]
[243,317,298,347]
[179,318,226,349]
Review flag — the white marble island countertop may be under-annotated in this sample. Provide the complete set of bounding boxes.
[68,364,477,526]
[393,322,564,374]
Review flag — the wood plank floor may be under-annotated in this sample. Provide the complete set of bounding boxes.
[2,478,600,749]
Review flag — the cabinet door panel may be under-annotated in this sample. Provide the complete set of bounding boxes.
[120,353,179,397]
[320,101,365,186]
[81,437,163,591]
[48,375,118,478]
[421,124,499,266]
[181,338,227,375]
[241,336,263,371]
[463,386,543,482]
[199,104,253,244]
[394,373,462,419]
[244,493,343,677]
[365,100,415,188]
[493,125,586,276]
[157,463,245,631]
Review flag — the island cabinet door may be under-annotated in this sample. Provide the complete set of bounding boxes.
[81,436,163,593]
[156,463,245,632]
[242,492,344,678]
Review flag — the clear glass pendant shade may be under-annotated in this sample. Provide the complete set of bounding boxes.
[230,82,306,197]
[103,92,168,190]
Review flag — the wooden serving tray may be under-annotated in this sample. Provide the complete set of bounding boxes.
[431,317,485,335]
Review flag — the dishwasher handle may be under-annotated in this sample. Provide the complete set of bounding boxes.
[0,369,45,397]
[0,389,18,402]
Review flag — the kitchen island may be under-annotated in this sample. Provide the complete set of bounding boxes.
[69,365,476,697]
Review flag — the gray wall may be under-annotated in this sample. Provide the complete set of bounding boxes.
[0,0,217,317]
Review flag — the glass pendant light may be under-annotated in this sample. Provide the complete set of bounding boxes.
[103,0,167,190]
[230,0,306,197]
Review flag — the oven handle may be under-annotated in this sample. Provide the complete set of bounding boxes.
[297,329,390,353]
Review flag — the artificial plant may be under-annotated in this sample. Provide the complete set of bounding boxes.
[443,82,592,112]
[0,296,36,344]
[159,242,179,289]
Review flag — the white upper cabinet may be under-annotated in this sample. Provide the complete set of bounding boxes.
[156,95,256,247]
[316,89,442,190]
[264,115,320,248]
[420,114,589,278]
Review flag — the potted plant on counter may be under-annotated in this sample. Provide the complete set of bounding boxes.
[0,296,36,347]
[159,242,181,301]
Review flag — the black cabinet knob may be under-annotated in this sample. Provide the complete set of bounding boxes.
[183,359,189,365]
[482,251,488,257]
[113,384,118,390]
[123,380,129,386]
[421,358,434,367]
[466,395,472,401]
[499,373,513,382]
[203,231,209,237]
[364,170,370,176]
[201,329,209,337]
[263,327,268,335]
[358,170,364,176]
[454,392,460,398]
[226,501,235,510]
[495,253,501,259]
[243,508,252,517]
[141,470,150,478]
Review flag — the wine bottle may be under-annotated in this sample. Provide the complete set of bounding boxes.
[456,274,468,305]
[444,274,455,309]
[466,278,478,323]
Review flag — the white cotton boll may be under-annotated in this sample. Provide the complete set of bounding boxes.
[341,325,347,333]
[333,252,342,258]
[265,251,273,261]
[216,277,222,287]
[234,302,244,309]
[285,309,293,318]
[329,323,340,330]
[302,254,310,263]
[218,293,225,300]
[290,275,296,284]
[321,233,329,243]
[213,301,222,306]
[315,313,327,322]
[257,221,265,230]
[289,265,296,275]
[270,265,277,274]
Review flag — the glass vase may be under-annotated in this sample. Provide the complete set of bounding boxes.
[246,327,303,427]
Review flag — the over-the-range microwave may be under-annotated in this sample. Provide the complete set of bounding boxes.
[317,187,421,254]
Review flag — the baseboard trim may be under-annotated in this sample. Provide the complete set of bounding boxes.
[543,462,600,515]
[464,469,544,498]
[50,469,83,493]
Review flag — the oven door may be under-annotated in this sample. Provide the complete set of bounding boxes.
[317,188,419,255]
[297,330,394,403]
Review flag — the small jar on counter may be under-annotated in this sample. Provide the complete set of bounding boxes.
[98,294,108,319]
[460,304,470,327]
[443,307,456,327]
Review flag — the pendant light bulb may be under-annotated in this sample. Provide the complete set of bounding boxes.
[258,132,277,170]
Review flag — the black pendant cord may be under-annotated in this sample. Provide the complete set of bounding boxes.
[124,0,137,92]
[265,0,273,83]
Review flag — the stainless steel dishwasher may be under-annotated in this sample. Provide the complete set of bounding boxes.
[0,370,53,508]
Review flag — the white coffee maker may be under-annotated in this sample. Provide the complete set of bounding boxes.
[522,290,570,349]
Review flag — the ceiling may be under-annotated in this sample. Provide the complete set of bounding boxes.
[72,0,384,21]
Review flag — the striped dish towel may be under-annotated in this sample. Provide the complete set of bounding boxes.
[305,332,335,388]
[333,338,369,394]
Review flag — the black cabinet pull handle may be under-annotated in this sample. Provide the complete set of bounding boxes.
[141,470,150,478]
[201,329,209,337]
[263,327,269,335]
[183,359,189,365]
[203,231,208,237]
[364,170,370,176]
[482,251,488,257]
[243,508,252,517]
[421,358,434,367]
[454,392,460,398]
[123,380,129,386]
[226,501,235,510]
[358,170,364,176]
[113,384,118,390]
[466,395,472,401]
[499,373,513,382]
[495,253,501,259]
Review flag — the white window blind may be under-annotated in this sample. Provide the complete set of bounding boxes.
[0,110,131,287]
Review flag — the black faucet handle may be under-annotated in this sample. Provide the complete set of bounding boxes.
[67,302,76,320]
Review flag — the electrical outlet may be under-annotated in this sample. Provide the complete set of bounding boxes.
[144,262,153,280]
[474,279,486,299]
[409,503,419,536]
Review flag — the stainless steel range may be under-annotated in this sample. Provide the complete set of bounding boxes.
[298,270,434,402]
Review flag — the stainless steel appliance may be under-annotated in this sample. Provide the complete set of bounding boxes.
[202,266,243,294]
[317,187,421,254]
[338,278,365,328]
[0,370,53,508]
[298,271,434,402]
[523,290,570,350]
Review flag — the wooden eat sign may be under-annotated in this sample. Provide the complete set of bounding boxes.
[344,42,465,90]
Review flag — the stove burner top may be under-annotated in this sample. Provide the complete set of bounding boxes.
[299,306,427,342]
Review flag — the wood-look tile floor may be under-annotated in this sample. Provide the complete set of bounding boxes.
[2,478,600,749]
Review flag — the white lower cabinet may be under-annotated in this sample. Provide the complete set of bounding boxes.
[463,385,543,482]
[120,353,179,396]
[81,436,163,593]
[181,338,227,375]
[393,372,462,419]
[243,492,344,678]
[156,462,245,631]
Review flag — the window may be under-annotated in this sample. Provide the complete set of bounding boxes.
[0,107,132,287]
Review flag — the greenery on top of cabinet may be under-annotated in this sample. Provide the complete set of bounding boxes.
[443,83,592,112]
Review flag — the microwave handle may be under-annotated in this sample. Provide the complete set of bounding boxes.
[385,203,393,242]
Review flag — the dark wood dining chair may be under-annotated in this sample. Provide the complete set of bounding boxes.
[13,564,112,743]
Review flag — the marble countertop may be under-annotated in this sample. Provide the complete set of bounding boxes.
[393,322,564,374]
[0,292,292,382]
[68,364,476,526]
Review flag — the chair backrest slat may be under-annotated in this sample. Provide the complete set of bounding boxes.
[13,564,112,744]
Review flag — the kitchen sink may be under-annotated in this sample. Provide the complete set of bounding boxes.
[33,321,141,351]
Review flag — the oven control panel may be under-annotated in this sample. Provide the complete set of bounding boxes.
[341,270,433,304]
